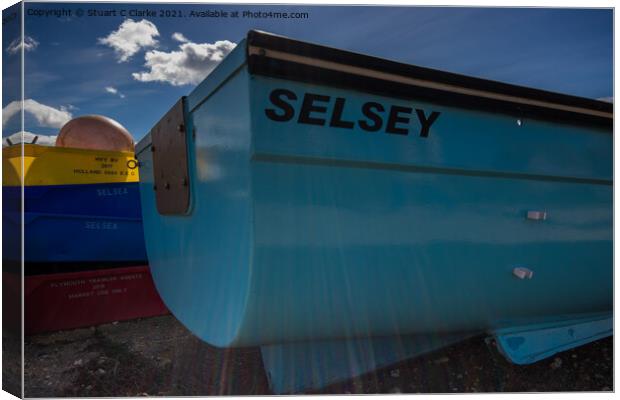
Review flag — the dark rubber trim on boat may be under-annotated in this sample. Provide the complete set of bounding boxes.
[246,30,612,128]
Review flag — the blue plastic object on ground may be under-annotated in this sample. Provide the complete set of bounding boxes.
[492,313,613,365]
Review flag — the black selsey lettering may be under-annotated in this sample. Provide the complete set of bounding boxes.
[359,102,384,132]
[329,98,355,129]
[264,88,440,138]
[415,109,441,137]
[265,89,297,122]
[386,106,412,135]
[298,93,331,126]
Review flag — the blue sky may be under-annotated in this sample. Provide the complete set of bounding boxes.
[2,3,613,141]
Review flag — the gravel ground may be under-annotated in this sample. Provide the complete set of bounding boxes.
[20,315,613,397]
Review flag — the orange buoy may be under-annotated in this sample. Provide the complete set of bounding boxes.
[56,115,134,152]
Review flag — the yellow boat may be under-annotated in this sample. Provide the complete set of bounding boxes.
[3,142,146,263]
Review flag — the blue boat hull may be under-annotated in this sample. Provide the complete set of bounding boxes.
[3,183,147,263]
[136,33,612,352]
[6,183,143,218]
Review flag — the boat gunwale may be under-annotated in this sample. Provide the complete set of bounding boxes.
[246,30,613,128]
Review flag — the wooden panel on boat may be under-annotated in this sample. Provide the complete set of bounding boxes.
[149,97,191,215]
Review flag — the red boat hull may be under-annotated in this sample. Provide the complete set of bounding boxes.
[23,265,168,334]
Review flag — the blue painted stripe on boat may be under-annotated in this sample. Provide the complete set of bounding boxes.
[252,153,612,186]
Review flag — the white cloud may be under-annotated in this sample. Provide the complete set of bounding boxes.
[2,99,73,129]
[6,36,39,54]
[2,101,21,127]
[171,32,189,43]
[132,38,236,86]
[98,19,159,62]
[104,86,126,98]
[598,97,613,103]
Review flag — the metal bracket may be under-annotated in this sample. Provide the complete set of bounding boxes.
[150,97,190,215]
[512,267,534,280]
[526,210,547,221]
